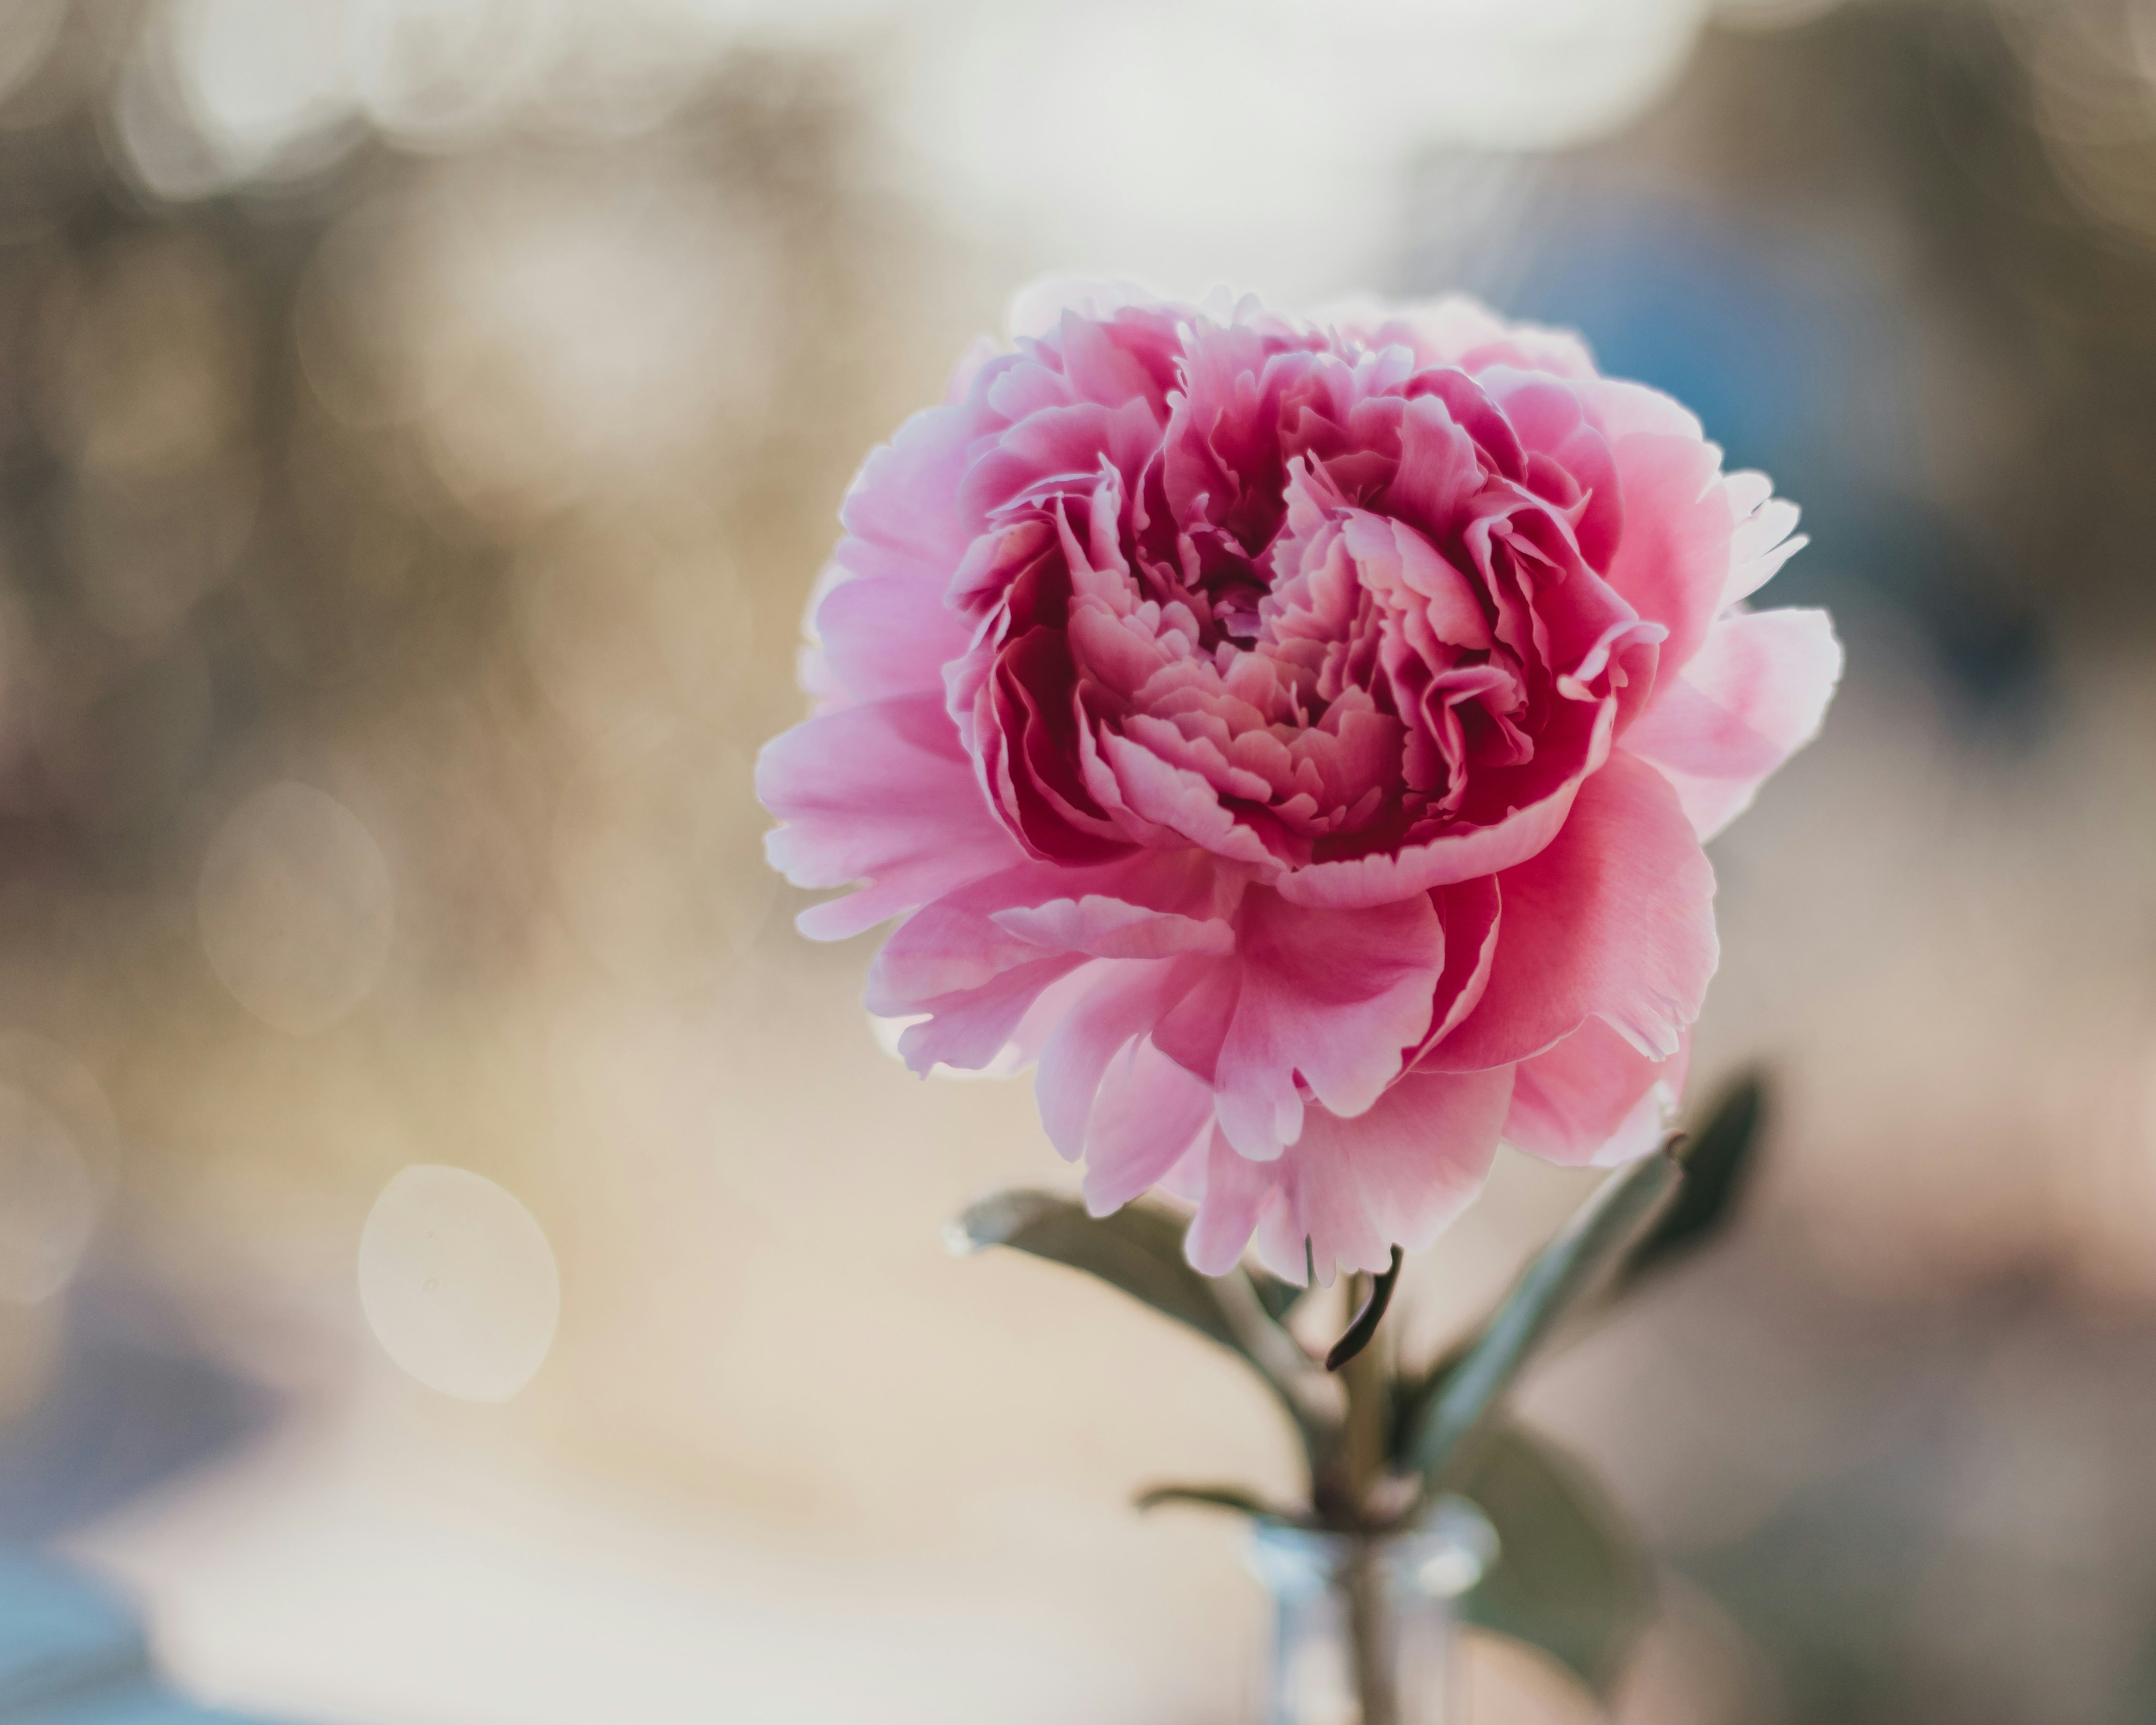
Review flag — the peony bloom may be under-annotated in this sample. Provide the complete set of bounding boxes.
[759,283,1839,1283]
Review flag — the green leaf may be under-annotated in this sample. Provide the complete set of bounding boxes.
[1615,1071,1768,1291]
[1251,1271,1309,1324]
[950,1190,1245,1350]
[1403,1151,1680,1491]
[1134,1483,1297,1523]
[948,1191,1330,1463]
[1458,1425,1656,1702]
[1387,1338,1467,1471]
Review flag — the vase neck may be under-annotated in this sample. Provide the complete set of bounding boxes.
[1247,1503,1495,1725]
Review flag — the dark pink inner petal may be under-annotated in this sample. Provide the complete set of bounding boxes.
[935,304,1665,889]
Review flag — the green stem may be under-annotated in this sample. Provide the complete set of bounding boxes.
[1343,1539,1400,1725]
[1335,1272,1400,1725]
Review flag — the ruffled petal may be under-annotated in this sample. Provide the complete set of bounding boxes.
[758,695,1023,940]
[1185,1065,1513,1282]
[1504,1018,1689,1168]
[1081,1038,1217,1216]
[1720,473,1806,607]
[835,399,983,588]
[1273,701,1615,909]
[1034,957,1211,1158]
[1427,749,1717,1072]
[1411,876,1502,1064]
[1596,429,1731,683]
[992,896,1235,960]
[1318,294,1599,379]
[891,953,1087,1073]
[1183,1127,1278,1278]
[813,572,972,706]
[867,854,1227,1013]
[1213,888,1446,1159]
[1625,607,1843,840]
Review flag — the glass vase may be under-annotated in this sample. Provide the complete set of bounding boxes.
[1246,1500,1497,1725]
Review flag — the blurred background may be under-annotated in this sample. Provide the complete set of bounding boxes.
[1,0,2154,1719]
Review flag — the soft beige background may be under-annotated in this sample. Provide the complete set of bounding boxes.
[2,2,2156,1721]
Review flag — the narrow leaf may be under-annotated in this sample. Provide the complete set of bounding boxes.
[949,1190,1332,1466]
[1251,1271,1309,1324]
[1135,1483,1296,1523]
[1615,1071,1767,1291]
[1405,1151,1680,1490]
[950,1190,1240,1351]
[1458,1425,1656,1701]
[1387,1338,1467,1471]
[1326,1246,1404,1371]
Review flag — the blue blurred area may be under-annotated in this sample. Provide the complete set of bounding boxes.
[0,1286,292,1724]
[0,1549,277,1724]
[0,1547,146,1716]
[1503,199,1857,486]
[0,1300,272,1546]
[1415,185,2049,724]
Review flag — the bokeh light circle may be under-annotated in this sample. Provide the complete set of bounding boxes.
[357,1164,561,1402]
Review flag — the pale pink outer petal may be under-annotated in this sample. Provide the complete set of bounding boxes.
[1213,888,1447,1161]
[1595,429,1731,684]
[868,851,1243,1012]
[758,695,1024,940]
[1426,748,1717,1073]
[1034,958,1208,1158]
[1572,376,1704,445]
[814,572,972,705]
[1081,1039,1217,1217]
[1504,1019,1690,1168]
[891,955,1084,1073]
[832,401,981,590]
[867,880,1118,1015]
[867,854,1247,1074]
[1184,1128,1277,1279]
[992,896,1235,960]
[1317,294,1598,379]
[1720,471,1807,607]
[1185,1065,1514,1282]
[1625,608,1843,841]
[946,334,1001,402]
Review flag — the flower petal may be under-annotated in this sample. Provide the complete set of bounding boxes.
[1213,887,1446,1159]
[891,953,1087,1074]
[1319,294,1599,379]
[1721,474,1806,607]
[1597,429,1731,684]
[993,896,1235,960]
[835,399,981,588]
[814,572,972,705]
[758,695,1023,940]
[1412,876,1502,1064]
[1186,1065,1513,1282]
[1625,607,1843,840]
[1505,1018,1689,1168]
[1427,749,1717,1072]
[1082,1038,1217,1216]
[1035,958,1210,1158]
[1274,700,1615,909]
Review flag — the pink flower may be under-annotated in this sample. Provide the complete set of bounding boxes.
[760,283,1839,1283]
